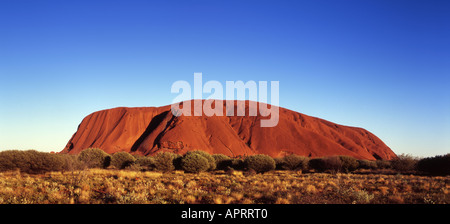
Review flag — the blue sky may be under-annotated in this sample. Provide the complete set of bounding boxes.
[0,0,449,157]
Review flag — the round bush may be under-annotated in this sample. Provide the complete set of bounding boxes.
[181,153,210,173]
[186,150,216,171]
[244,154,276,173]
[78,148,111,168]
[153,151,179,172]
[111,151,136,169]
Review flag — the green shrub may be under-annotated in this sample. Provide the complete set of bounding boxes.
[376,160,392,169]
[0,150,69,174]
[34,151,69,173]
[309,156,341,173]
[309,156,359,173]
[134,156,156,171]
[186,150,216,171]
[276,154,309,171]
[339,156,359,173]
[0,150,29,172]
[153,151,180,172]
[181,153,210,173]
[357,159,378,170]
[78,148,111,169]
[244,154,276,173]
[212,154,232,170]
[110,151,136,169]
[55,153,84,171]
[287,154,309,171]
[417,153,450,175]
[391,154,418,172]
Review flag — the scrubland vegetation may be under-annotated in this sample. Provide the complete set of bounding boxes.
[0,149,448,204]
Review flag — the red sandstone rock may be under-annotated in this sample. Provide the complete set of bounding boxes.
[61,100,397,160]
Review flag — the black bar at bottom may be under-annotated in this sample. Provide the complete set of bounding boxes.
[0,204,446,223]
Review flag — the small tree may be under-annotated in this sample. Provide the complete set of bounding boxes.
[78,148,111,169]
[244,154,276,173]
[111,151,136,169]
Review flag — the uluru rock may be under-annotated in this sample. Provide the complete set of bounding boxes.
[61,100,397,160]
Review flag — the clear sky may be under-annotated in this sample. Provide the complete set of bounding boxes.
[0,0,449,157]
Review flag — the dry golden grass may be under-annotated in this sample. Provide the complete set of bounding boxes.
[0,169,448,204]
